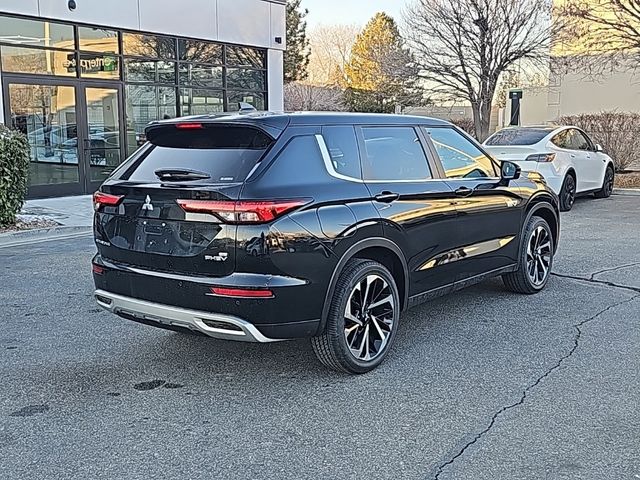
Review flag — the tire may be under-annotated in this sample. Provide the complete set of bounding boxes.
[559,173,576,212]
[311,259,400,374]
[502,216,555,295]
[594,166,614,199]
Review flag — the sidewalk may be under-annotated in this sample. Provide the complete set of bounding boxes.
[0,195,93,248]
[22,195,94,228]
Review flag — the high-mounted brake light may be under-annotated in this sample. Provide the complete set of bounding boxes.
[175,123,204,130]
[177,199,310,224]
[93,191,124,211]
[210,287,274,298]
[525,153,556,163]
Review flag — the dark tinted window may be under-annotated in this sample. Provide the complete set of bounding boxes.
[425,127,497,178]
[361,127,431,181]
[485,128,552,146]
[123,126,272,183]
[568,129,592,150]
[322,126,361,179]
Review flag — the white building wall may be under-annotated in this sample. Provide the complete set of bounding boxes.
[0,0,286,51]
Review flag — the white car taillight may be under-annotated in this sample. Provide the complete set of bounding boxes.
[525,153,556,163]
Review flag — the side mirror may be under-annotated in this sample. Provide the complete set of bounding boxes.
[500,161,521,184]
[595,143,604,152]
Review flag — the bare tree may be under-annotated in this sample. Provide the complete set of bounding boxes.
[559,1,640,68]
[308,24,359,86]
[404,0,561,141]
[284,82,344,111]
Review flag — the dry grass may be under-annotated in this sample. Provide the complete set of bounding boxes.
[615,172,640,189]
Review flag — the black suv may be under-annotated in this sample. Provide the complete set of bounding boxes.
[93,113,559,373]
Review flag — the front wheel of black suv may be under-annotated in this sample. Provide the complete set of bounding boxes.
[502,216,555,295]
[311,259,400,374]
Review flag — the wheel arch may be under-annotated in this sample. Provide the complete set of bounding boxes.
[317,238,409,336]
[525,197,560,253]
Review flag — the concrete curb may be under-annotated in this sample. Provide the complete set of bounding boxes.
[0,226,92,248]
[613,188,640,196]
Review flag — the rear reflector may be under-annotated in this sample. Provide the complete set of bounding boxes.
[177,199,310,224]
[210,287,274,298]
[92,264,105,275]
[175,123,203,130]
[93,191,124,211]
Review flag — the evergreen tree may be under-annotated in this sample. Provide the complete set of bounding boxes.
[343,13,421,113]
[284,0,311,83]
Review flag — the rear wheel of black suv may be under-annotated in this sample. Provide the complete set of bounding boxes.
[311,259,400,374]
[502,216,554,294]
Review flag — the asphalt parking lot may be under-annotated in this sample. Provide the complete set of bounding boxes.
[1,194,639,480]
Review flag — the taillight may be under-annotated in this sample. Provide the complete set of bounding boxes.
[210,287,274,298]
[93,191,124,211]
[525,153,556,163]
[92,264,104,275]
[175,123,203,130]
[177,199,310,224]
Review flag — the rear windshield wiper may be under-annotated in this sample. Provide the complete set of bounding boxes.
[154,168,211,182]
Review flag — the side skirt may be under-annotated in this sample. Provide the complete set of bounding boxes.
[407,264,518,310]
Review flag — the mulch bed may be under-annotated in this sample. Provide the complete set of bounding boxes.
[0,217,60,234]
[615,172,640,189]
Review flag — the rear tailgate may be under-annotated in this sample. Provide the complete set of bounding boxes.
[484,145,540,171]
[94,123,275,277]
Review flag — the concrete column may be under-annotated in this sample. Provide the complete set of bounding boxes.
[267,49,284,111]
[0,68,5,124]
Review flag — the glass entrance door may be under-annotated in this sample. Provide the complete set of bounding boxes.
[5,78,126,197]
[79,85,125,192]
[6,81,82,197]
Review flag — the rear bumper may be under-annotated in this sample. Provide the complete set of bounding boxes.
[95,290,281,342]
[92,254,323,339]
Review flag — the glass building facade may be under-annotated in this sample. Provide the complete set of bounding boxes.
[0,14,269,198]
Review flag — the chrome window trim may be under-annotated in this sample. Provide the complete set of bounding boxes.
[315,133,441,184]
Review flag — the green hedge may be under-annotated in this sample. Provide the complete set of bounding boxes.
[0,125,30,227]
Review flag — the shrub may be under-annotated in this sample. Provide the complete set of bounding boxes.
[449,117,476,137]
[0,125,30,227]
[558,111,640,172]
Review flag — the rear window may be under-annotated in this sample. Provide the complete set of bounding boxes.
[120,125,273,184]
[485,128,552,146]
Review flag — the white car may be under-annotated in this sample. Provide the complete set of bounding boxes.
[483,126,615,211]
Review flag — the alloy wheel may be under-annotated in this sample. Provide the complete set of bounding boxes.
[604,169,614,196]
[344,274,395,362]
[563,176,576,209]
[526,226,552,286]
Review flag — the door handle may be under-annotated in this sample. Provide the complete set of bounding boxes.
[375,191,400,203]
[454,186,474,197]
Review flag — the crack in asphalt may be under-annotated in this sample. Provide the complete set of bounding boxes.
[552,272,640,294]
[587,262,640,280]
[430,291,640,480]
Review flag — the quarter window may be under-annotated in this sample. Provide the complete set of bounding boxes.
[321,126,361,179]
[425,127,497,178]
[551,130,571,149]
[361,127,431,181]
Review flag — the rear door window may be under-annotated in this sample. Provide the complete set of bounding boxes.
[361,126,431,181]
[119,125,273,184]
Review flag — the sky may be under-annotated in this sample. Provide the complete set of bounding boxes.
[301,0,406,28]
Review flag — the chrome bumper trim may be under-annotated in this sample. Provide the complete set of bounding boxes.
[94,290,280,343]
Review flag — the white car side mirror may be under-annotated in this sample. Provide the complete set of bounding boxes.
[595,143,604,152]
